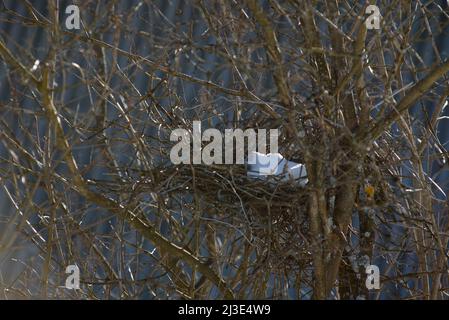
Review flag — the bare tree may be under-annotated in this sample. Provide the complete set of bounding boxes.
[0,0,448,299]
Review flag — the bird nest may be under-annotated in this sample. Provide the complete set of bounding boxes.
[139,163,312,271]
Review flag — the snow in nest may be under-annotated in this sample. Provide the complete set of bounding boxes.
[246,151,308,187]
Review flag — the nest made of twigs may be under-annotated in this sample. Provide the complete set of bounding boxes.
[140,163,312,270]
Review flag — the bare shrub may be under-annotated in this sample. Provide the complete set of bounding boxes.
[0,0,448,299]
